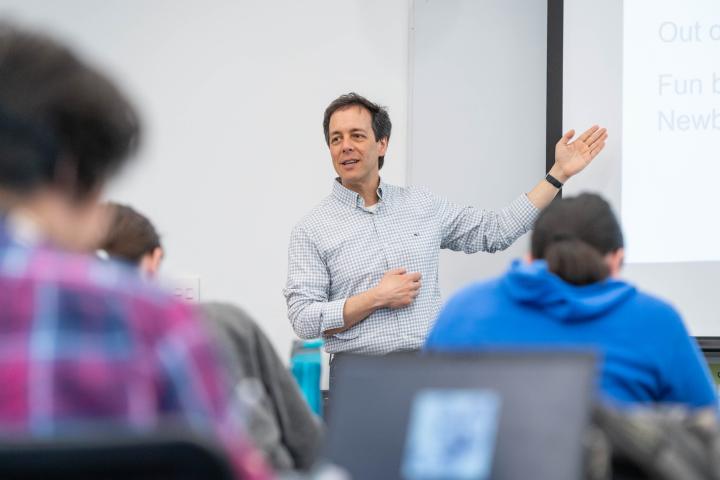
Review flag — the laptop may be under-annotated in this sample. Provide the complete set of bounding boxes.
[321,351,597,480]
[695,337,720,398]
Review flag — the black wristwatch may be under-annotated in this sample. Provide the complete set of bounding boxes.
[545,173,564,189]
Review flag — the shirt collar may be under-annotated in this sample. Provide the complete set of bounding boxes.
[331,177,387,209]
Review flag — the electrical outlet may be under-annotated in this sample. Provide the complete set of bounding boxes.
[166,275,201,303]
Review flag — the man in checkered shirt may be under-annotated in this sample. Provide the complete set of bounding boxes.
[284,93,607,363]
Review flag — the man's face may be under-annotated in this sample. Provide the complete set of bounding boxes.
[328,106,387,187]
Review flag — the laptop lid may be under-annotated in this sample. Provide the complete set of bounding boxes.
[695,337,720,397]
[322,351,597,480]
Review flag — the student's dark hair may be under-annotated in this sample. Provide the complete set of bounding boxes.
[323,92,391,169]
[0,24,140,198]
[531,193,624,286]
[100,203,161,264]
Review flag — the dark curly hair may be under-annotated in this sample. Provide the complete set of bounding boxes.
[0,23,140,197]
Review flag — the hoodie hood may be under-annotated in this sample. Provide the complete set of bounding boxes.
[501,259,636,323]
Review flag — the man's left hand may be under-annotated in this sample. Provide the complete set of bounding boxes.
[553,125,608,182]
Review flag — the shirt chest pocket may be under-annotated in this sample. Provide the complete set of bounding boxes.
[386,229,439,277]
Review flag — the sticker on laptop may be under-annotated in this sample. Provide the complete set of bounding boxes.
[401,389,502,480]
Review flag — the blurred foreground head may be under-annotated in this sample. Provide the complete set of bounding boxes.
[0,23,139,250]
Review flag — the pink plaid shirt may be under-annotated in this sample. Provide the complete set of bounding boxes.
[0,220,273,479]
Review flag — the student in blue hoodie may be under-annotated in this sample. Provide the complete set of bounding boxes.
[425,193,717,408]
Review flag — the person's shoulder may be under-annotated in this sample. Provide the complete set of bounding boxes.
[427,277,503,348]
[395,183,432,198]
[435,278,504,324]
[292,194,338,232]
[447,277,503,307]
[627,288,687,330]
[201,301,257,333]
[18,245,192,317]
[0,245,202,348]
[388,183,443,209]
[631,289,681,317]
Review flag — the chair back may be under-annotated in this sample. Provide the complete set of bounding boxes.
[0,428,236,480]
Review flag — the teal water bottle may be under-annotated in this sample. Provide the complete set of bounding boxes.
[290,339,323,416]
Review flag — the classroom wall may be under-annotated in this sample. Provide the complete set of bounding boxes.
[0,0,411,356]
[409,0,547,296]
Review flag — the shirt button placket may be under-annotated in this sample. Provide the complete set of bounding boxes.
[374,206,400,325]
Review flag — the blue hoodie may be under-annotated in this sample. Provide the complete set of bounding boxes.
[425,260,717,408]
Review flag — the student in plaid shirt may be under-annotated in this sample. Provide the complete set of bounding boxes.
[0,24,271,479]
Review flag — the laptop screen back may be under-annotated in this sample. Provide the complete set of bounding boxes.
[696,337,720,400]
[322,352,597,480]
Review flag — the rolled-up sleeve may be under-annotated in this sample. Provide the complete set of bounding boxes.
[283,225,346,339]
[438,193,539,253]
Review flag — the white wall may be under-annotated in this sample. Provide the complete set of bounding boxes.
[410,0,547,295]
[0,0,411,355]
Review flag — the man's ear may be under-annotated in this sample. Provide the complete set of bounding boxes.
[605,248,624,277]
[523,252,534,264]
[140,246,164,277]
[377,137,388,156]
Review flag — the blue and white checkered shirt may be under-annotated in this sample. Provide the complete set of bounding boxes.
[284,179,539,354]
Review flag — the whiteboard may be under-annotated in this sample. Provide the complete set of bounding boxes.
[408,0,548,298]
